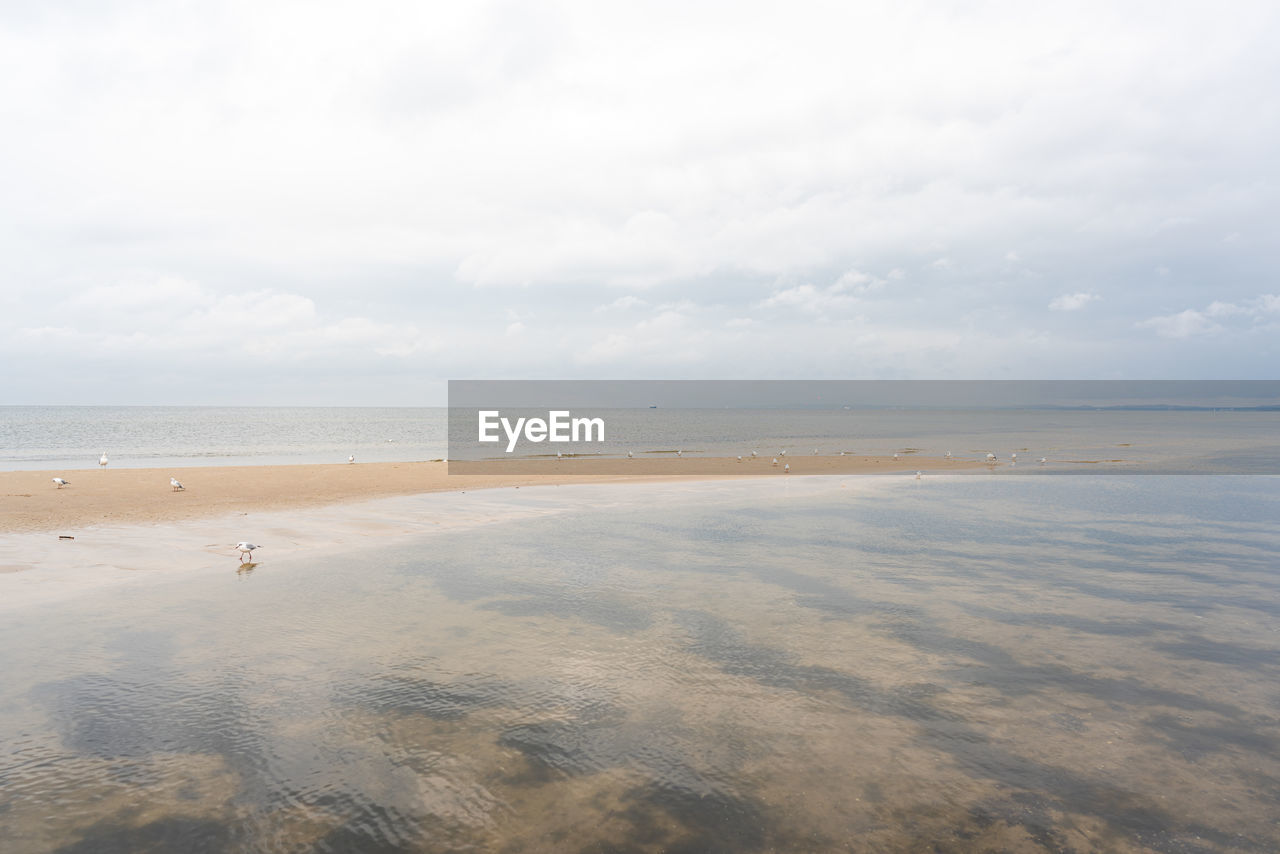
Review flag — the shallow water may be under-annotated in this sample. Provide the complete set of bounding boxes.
[1,477,1278,852]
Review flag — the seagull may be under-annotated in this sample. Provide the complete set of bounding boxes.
[780,450,786,457]
[235,542,261,562]
[52,477,70,488]
[556,451,562,461]
[986,453,997,463]
[839,450,845,456]
[677,450,682,457]
[737,455,742,462]
[784,463,790,473]
[348,455,355,464]
[1039,457,1047,465]
[751,450,758,458]
[627,451,633,459]
[1011,453,1017,462]
[812,448,818,455]
[893,453,899,460]
[170,477,184,491]
[772,457,779,467]
[99,453,108,469]
[915,471,922,479]
[945,451,952,459]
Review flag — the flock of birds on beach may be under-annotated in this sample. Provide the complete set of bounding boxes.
[51,451,286,563]
[48,446,1050,564]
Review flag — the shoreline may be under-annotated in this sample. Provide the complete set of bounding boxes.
[0,476,903,610]
[0,456,977,534]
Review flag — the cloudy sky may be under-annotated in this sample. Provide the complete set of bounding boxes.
[2,0,1277,404]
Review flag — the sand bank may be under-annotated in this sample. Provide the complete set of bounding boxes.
[0,456,977,533]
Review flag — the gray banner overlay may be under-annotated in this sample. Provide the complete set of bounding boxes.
[448,381,1280,475]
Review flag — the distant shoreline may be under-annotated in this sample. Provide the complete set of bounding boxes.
[0,457,974,534]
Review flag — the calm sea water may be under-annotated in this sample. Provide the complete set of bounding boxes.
[0,407,448,470]
[1,476,1277,852]
[3,405,1280,472]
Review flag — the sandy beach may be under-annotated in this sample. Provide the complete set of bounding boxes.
[0,456,977,533]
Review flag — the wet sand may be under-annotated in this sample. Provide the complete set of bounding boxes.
[0,456,976,533]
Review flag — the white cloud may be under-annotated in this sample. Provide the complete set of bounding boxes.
[757,268,898,315]
[831,269,890,295]
[1136,310,1222,339]
[1049,292,1100,311]
[757,284,855,315]
[1205,300,1244,318]
[1137,294,1280,339]
[594,295,647,313]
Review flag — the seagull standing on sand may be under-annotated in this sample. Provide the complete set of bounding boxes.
[986,453,997,463]
[99,453,108,469]
[235,542,261,562]
[737,455,742,462]
[170,477,184,491]
[772,457,779,467]
[893,453,899,460]
[627,451,633,459]
[52,477,70,488]
[348,455,355,464]
[677,450,682,457]
[751,450,758,458]
[784,463,790,473]
[1039,457,1047,465]
[915,471,922,479]
[945,451,952,459]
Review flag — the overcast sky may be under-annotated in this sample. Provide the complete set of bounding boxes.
[2,0,1277,404]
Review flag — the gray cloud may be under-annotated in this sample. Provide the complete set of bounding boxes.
[1,0,1278,402]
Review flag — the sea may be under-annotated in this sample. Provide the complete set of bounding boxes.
[3,405,1280,472]
[1,409,1278,851]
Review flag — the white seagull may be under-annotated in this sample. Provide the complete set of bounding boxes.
[893,453,899,460]
[986,453,997,463]
[751,450,758,458]
[52,477,70,488]
[915,471,922,479]
[737,455,742,462]
[627,451,633,459]
[812,448,818,455]
[99,453,108,469]
[235,542,261,562]
[348,455,355,464]
[780,450,786,457]
[1011,453,1017,462]
[170,477,184,491]
[677,450,682,457]
[784,463,790,473]
[945,451,952,459]
[1039,457,1047,465]
[772,457,779,467]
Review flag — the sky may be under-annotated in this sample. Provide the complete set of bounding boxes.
[1,0,1277,404]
